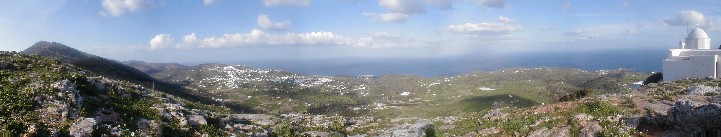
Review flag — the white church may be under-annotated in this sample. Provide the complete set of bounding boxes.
[663,28,721,81]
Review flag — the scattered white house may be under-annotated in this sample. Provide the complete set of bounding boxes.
[663,28,721,81]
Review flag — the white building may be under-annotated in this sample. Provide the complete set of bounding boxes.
[663,28,720,81]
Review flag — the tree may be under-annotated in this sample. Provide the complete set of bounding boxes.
[643,73,663,85]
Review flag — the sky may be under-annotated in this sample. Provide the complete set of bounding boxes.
[1,0,720,63]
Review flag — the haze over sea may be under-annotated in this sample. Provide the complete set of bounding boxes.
[188,49,667,77]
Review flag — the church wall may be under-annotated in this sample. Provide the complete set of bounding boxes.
[663,55,718,81]
[677,50,721,56]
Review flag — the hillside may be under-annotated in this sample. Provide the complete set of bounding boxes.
[0,51,237,136]
[20,41,255,113]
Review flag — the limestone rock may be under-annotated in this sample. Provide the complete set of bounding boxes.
[527,126,569,137]
[665,99,721,133]
[478,127,500,136]
[188,115,208,126]
[482,109,507,121]
[69,118,98,137]
[687,85,720,96]
[137,119,162,136]
[574,114,600,137]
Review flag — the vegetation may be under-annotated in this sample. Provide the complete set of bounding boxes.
[643,72,663,85]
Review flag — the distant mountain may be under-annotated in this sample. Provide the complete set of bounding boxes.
[121,60,187,75]
[22,41,154,83]
[20,41,95,62]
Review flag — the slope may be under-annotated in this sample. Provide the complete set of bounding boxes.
[20,41,256,113]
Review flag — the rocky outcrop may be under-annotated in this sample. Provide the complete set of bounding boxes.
[687,85,721,96]
[527,126,570,137]
[188,114,208,126]
[69,118,98,137]
[137,119,162,136]
[643,96,721,135]
[380,119,431,137]
[574,114,601,137]
[665,99,721,133]
[482,109,507,121]
[478,127,501,136]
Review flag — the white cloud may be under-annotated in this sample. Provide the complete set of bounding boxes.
[363,12,409,23]
[497,16,514,23]
[367,0,455,23]
[99,0,152,16]
[560,0,571,11]
[262,0,310,7]
[661,10,721,31]
[203,0,216,5]
[147,30,442,49]
[447,16,521,35]
[257,14,291,30]
[148,30,356,49]
[662,10,705,27]
[477,0,505,9]
[149,34,174,50]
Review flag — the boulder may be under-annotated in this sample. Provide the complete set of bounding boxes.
[188,115,208,126]
[137,119,162,136]
[69,118,98,137]
[574,114,600,137]
[665,99,721,133]
[478,127,500,136]
[482,109,507,121]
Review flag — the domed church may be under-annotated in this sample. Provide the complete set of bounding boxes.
[663,28,721,81]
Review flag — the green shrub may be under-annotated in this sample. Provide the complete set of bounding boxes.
[576,99,623,118]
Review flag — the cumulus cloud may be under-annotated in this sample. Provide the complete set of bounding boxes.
[661,10,721,31]
[148,30,356,49]
[262,0,310,7]
[662,10,705,27]
[99,0,152,16]
[560,0,571,11]
[149,34,174,49]
[147,30,440,49]
[363,12,409,23]
[257,14,291,30]
[366,0,455,23]
[447,16,521,36]
[477,0,505,9]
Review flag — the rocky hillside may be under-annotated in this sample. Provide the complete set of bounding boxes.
[0,51,237,136]
[21,41,255,113]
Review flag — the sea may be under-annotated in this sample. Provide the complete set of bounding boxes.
[214,49,667,77]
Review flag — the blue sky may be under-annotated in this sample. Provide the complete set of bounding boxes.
[1,0,720,63]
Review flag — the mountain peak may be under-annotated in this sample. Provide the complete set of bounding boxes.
[21,41,94,62]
